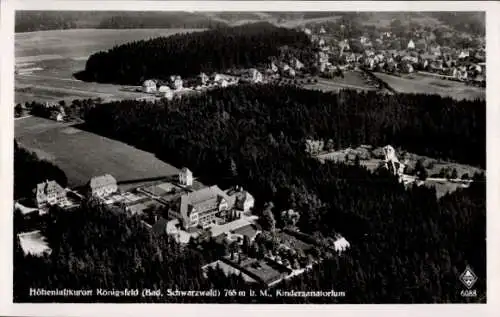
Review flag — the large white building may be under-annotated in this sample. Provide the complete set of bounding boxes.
[87,174,118,198]
[34,180,67,208]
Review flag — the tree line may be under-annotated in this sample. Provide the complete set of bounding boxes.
[14,85,485,302]
[15,11,227,33]
[79,23,313,84]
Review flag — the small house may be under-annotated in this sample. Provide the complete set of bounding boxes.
[248,69,263,83]
[458,50,470,59]
[407,39,415,50]
[333,235,350,254]
[198,72,209,86]
[142,79,157,93]
[360,36,369,45]
[163,89,174,101]
[280,209,300,227]
[173,76,183,90]
[50,111,64,122]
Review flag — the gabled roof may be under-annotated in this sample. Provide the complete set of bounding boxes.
[143,79,156,87]
[190,197,219,214]
[88,174,117,190]
[179,185,235,220]
[35,180,64,197]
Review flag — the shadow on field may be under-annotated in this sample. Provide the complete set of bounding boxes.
[71,122,164,157]
[73,70,94,82]
[69,121,229,189]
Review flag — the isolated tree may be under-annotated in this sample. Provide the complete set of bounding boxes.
[15,104,23,117]
[261,202,276,232]
[415,159,428,181]
[354,154,361,167]
[229,241,240,261]
[242,235,251,255]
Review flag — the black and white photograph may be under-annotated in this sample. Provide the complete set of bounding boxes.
[1,0,497,314]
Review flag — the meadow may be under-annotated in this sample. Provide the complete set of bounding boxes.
[15,116,180,188]
[315,145,484,198]
[15,28,203,104]
[372,72,485,101]
[303,72,377,92]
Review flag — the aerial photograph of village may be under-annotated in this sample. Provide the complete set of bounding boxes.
[13,11,485,303]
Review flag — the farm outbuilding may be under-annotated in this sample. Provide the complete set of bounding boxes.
[159,86,174,100]
[164,90,174,100]
[142,80,157,93]
[174,76,183,90]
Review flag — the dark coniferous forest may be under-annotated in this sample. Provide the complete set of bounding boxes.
[14,85,485,303]
[14,140,68,200]
[80,23,314,84]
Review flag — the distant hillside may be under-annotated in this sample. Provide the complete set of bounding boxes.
[16,11,484,38]
[428,12,485,36]
[15,11,227,32]
[78,22,313,85]
[301,12,484,37]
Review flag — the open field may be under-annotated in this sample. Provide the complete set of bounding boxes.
[278,16,342,28]
[15,28,203,104]
[15,116,180,187]
[303,72,377,92]
[360,13,444,28]
[372,72,485,101]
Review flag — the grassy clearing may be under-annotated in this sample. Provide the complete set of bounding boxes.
[372,72,485,101]
[361,14,444,28]
[303,71,377,92]
[15,116,180,187]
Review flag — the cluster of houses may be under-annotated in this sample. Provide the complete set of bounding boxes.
[17,168,351,289]
[141,72,241,100]
[21,167,257,234]
[300,25,486,85]
[45,103,66,122]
